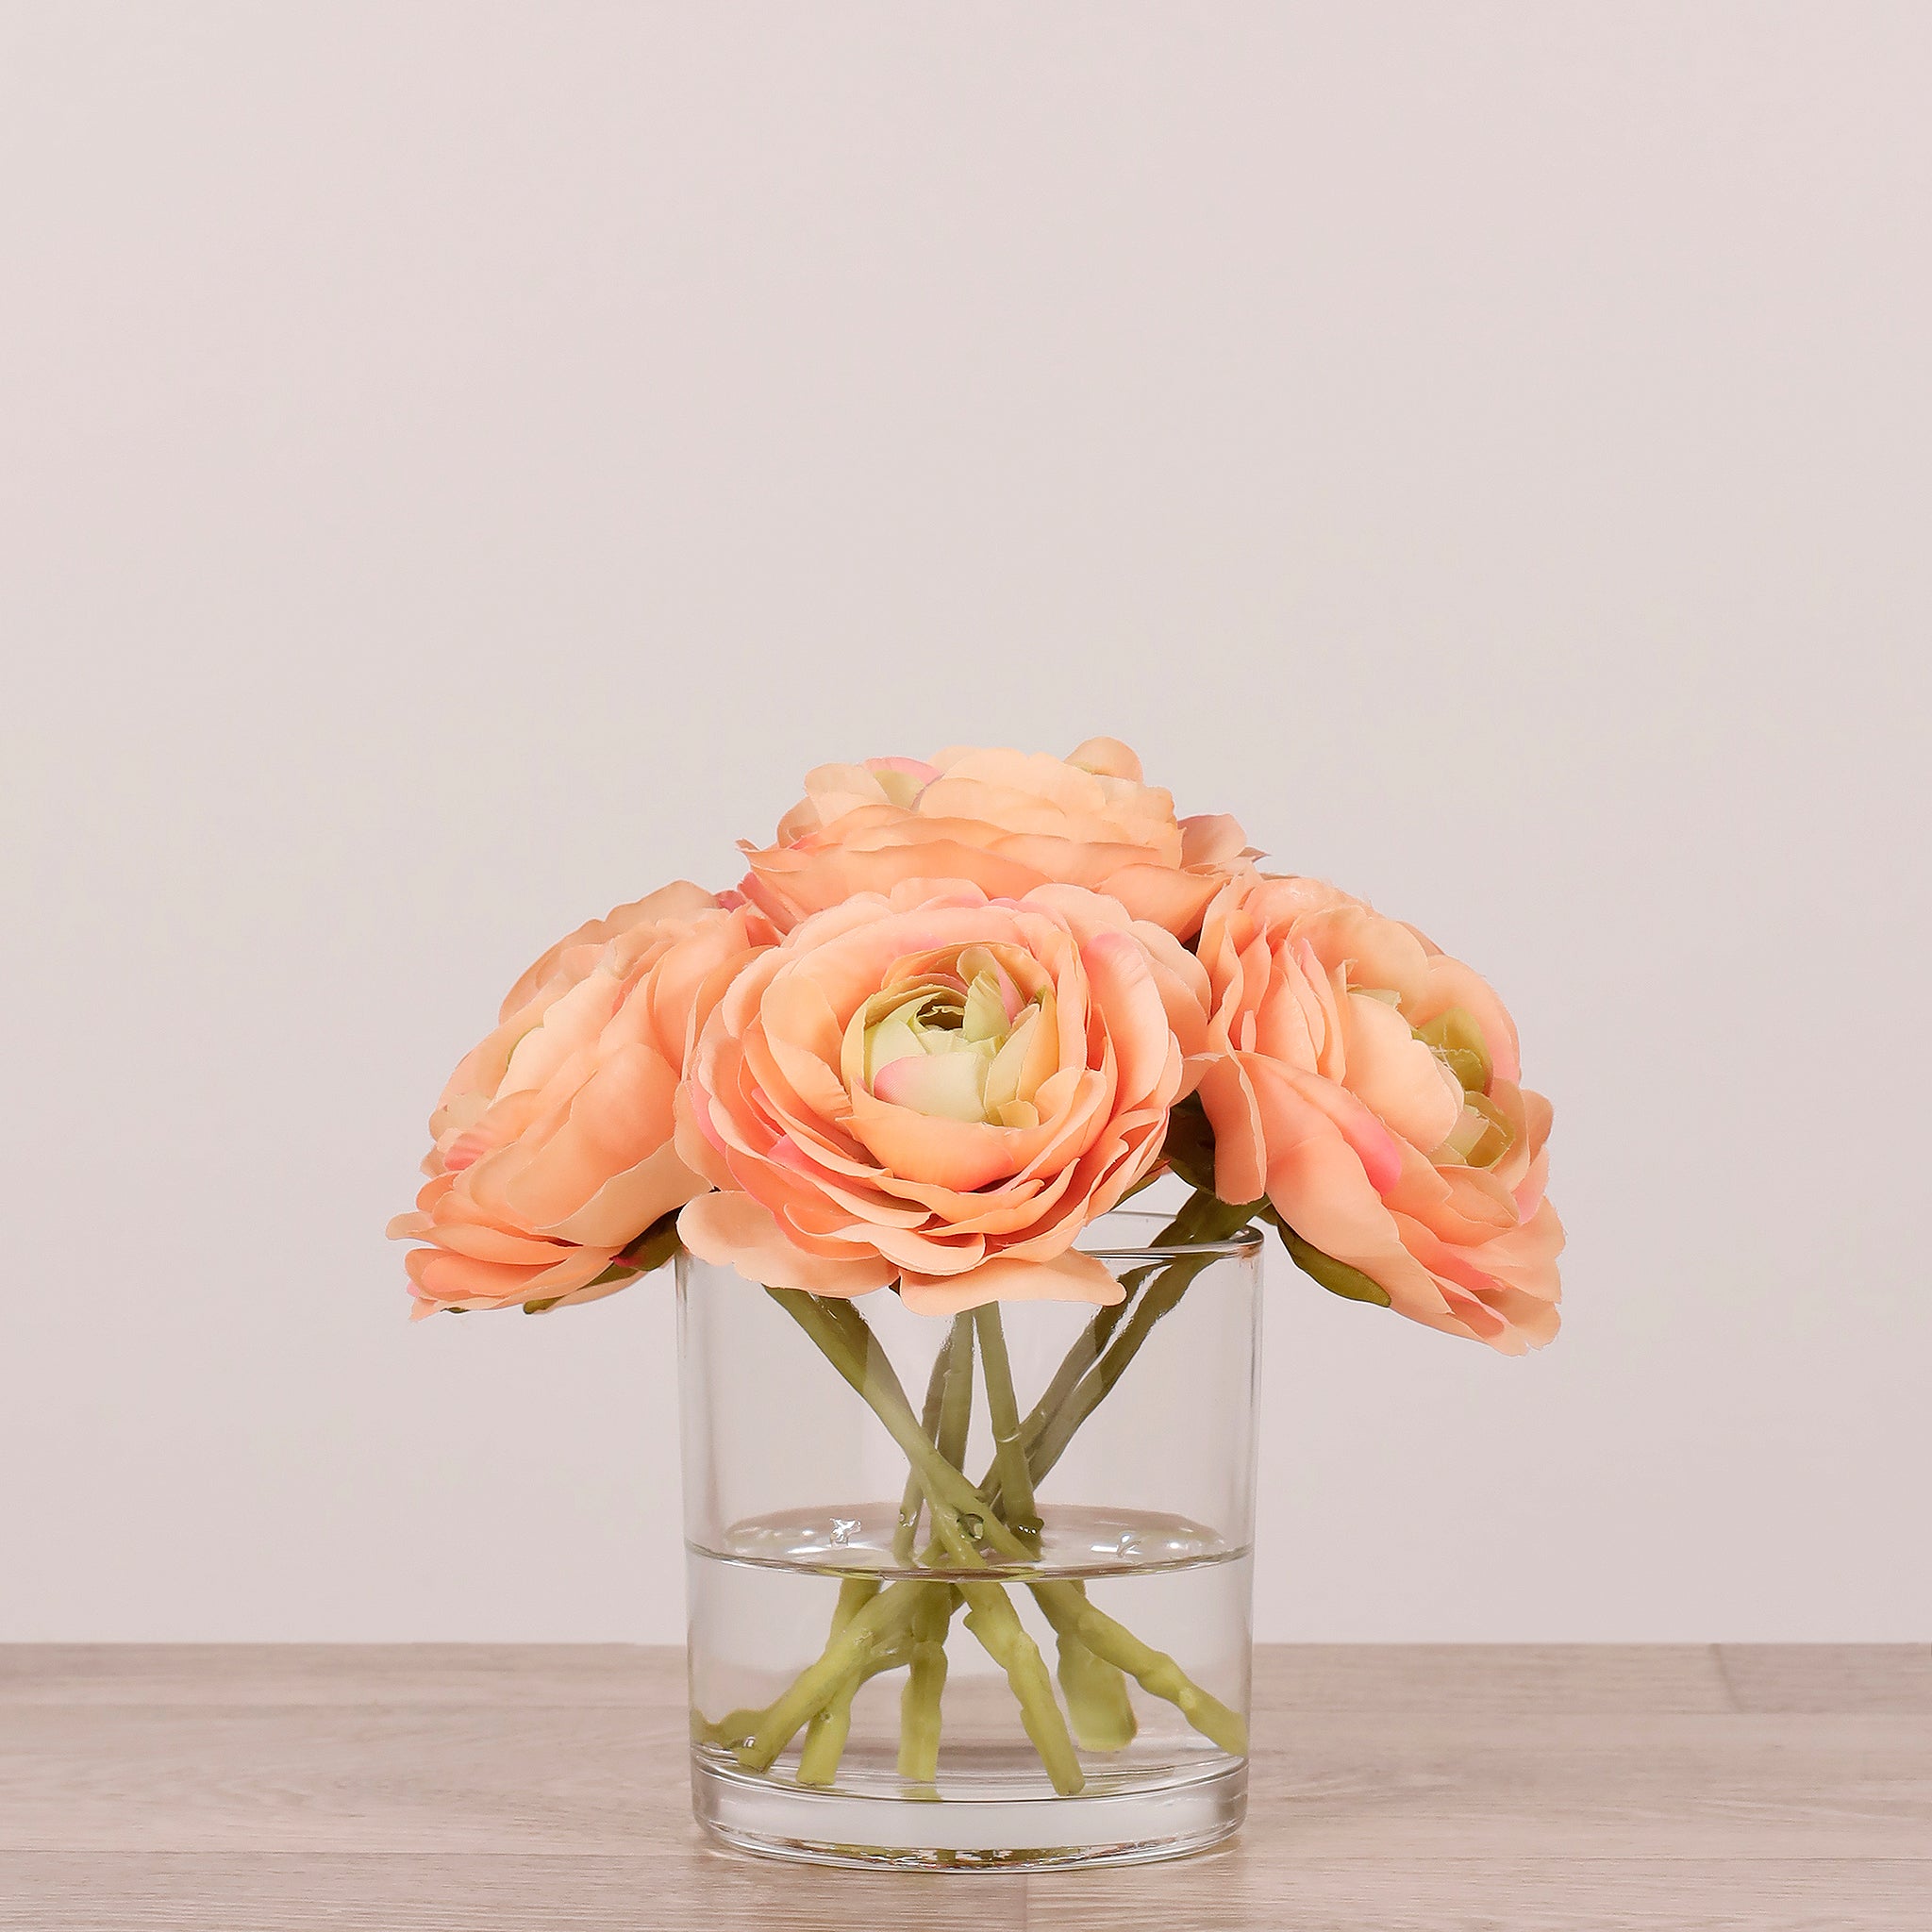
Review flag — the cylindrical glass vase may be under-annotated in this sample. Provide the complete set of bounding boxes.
[677,1209,1263,1869]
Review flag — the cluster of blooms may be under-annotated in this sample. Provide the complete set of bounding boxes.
[391,741,1562,1351]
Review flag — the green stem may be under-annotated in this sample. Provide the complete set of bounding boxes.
[769,1291,986,1533]
[1008,1270,1146,1462]
[771,1291,1084,1794]
[974,1303,1041,1548]
[895,1581,958,1788]
[936,1312,975,1467]
[1011,1250,1218,1498]
[704,1606,914,1763]
[895,1316,974,1784]
[918,1501,1085,1795]
[893,1337,955,1565]
[992,1192,1221,1502]
[985,1191,1257,1520]
[769,1287,1242,1767]
[1027,1585,1247,1757]
[795,1575,882,1785]
[1055,1618,1139,1751]
[976,1304,1136,1750]
[740,1584,910,1772]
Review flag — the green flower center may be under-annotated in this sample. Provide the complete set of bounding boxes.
[847,948,1055,1129]
[1416,1006,1512,1169]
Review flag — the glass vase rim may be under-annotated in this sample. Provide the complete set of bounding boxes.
[1073,1208,1263,1262]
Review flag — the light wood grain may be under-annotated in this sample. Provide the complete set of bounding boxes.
[1,1644,1925,1931]
[4,1855,1927,1932]
[1716,1642,1932,1713]
[0,1853,1032,1932]
[1251,1641,1732,1712]
[1024,1857,1932,1932]
[0,1643,673,1707]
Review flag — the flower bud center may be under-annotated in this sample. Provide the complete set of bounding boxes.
[1410,1007,1512,1168]
[849,948,1054,1129]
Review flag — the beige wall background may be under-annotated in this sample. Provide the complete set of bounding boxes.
[4,5,1926,1642]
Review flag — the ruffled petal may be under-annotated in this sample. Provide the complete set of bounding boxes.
[899,1247,1124,1316]
[678,1191,897,1296]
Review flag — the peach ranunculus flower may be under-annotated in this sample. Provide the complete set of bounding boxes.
[1192,875,1563,1353]
[675,880,1210,1315]
[390,883,773,1318]
[738,738,1254,941]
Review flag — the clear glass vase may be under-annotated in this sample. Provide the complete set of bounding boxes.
[676,1208,1263,1869]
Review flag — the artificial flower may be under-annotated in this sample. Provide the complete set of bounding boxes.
[1192,874,1563,1352]
[676,880,1209,1313]
[738,738,1253,940]
[390,883,772,1316]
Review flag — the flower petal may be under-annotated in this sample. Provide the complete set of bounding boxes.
[678,1191,897,1296]
[899,1247,1124,1316]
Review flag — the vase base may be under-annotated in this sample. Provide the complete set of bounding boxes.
[691,1755,1246,1870]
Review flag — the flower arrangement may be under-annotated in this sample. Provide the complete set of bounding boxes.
[392,738,1562,1838]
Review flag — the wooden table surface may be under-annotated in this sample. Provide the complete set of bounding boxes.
[2,1644,1927,1929]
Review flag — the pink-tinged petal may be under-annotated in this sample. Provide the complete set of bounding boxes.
[678,1191,896,1296]
[1391,1210,1561,1354]
[1409,952,1523,1086]
[640,910,774,1068]
[847,1088,1026,1190]
[872,1048,989,1122]
[745,1005,851,1127]
[791,761,910,827]
[672,1083,738,1192]
[744,836,1047,924]
[1267,1062,1406,1195]
[1491,1082,1553,1198]
[400,1218,575,1267]
[1076,928,1171,1108]
[546,1139,706,1247]
[1178,812,1249,867]
[899,1247,1124,1316]
[1247,1066,1441,1294]
[1512,1143,1551,1222]
[925,753,1170,839]
[1339,990,1465,1152]
[733,865,810,931]
[1295,902,1433,1008]
[494,1043,680,1232]
[1466,1196,1566,1292]
[404,1241,617,1311]
[1134,924,1211,1060]
[866,755,941,781]
[1033,885,1208,1064]
[496,881,719,1021]
[1194,1053,1268,1204]
[1091,862,1221,939]
[1244,936,1331,1074]
[880,1166,1075,1238]
[1391,1156,1520,1242]
[865,1223,988,1275]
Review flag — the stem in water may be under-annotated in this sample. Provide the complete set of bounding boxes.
[896,1315,974,1786]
